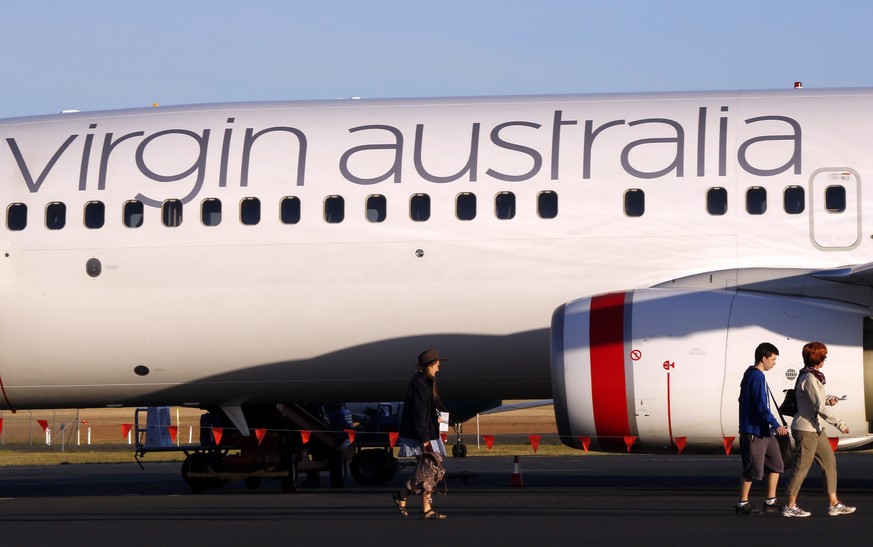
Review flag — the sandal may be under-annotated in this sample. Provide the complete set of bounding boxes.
[421,509,446,520]
[392,494,408,517]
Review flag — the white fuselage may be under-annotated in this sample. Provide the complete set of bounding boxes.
[1,89,871,412]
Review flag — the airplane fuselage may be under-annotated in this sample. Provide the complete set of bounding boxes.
[1,89,872,450]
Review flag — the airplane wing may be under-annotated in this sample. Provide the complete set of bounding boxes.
[811,262,873,286]
[653,265,873,307]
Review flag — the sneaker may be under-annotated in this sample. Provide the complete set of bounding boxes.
[735,502,759,515]
[828,503,856,516]
[782,505,811,518]
[763,500,784,513]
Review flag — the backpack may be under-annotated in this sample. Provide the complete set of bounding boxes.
[778,388,797,416]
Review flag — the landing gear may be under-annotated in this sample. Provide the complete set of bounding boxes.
[451,422,467,457]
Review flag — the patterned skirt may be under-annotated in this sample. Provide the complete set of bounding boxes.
[405,452,446,496]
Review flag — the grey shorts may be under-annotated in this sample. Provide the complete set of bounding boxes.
[740,433,784,481]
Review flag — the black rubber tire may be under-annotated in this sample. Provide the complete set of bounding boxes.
[350,449,396,486]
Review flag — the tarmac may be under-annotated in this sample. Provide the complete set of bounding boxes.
[2,452,873,546]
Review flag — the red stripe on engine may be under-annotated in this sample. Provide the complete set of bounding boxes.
[589,292,630,443]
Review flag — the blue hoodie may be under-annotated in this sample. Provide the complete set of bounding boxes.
[738,366,781,437]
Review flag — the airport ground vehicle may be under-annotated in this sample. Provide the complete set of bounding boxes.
[133,403,406,492]
[346,402,402,486]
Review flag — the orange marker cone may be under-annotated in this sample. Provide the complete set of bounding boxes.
[509,455,524,487]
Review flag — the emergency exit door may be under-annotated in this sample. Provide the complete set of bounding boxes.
[810,168,861,250]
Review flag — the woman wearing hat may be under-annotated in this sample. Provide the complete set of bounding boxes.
[393,349,448,520]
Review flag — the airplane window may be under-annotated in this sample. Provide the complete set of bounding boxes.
[367,195,387,223]
[410,194,430,222]
[783,186,805,214]
[538,191,558,219]
[624,189,644,217]
[456,192,476,221]
[162,199,183,227]
[46,202,66,230]
[325,195,345,223]
[241,197,261,225]
[202,198,222,226]
[281,196,301,224]
[746,187,767,215]
[7,203,27,231]
[495,191,516,220]
[123,200,144,228]
[706,187,727,215]
[84,201,105,229]
[825,185,846,213]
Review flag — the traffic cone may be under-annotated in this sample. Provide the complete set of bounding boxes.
[509,455,524,487]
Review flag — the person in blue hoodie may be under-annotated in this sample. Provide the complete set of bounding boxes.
[736,342,789,514]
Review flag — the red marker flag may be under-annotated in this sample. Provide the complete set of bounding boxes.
[828,437,839,452]
[624,436,637,453]
[345,429,355,444]
[300,430,311,444]
[579,436,591,452]
[483,435,495,450]
[212,427,223,445]
[0,418,3,435]
[255,428,267,446]
[529,435,541,453]
[167,425,178,443]
[389,431,399,448]
[37,419,49,432]
[121,423,132,438]
[723,436,735,455]
[674,437,687,454]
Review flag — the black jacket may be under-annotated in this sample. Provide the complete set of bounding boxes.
[399,371,439,443]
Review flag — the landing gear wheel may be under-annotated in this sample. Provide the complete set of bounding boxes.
[451,422,467,458]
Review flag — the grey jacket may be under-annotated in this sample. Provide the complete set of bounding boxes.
[790,371,846,434]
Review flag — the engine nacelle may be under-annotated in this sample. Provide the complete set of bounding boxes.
[551,288,873,453]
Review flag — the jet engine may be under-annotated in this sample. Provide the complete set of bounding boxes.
[551,286,873,453]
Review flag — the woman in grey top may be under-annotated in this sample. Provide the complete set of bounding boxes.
[783,341,855,517]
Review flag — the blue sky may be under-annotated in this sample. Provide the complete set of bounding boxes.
[2,1,873,118]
